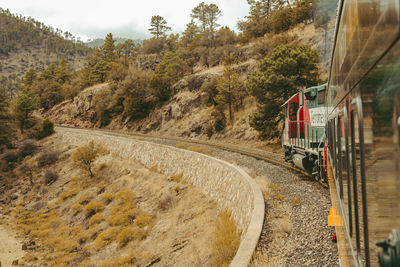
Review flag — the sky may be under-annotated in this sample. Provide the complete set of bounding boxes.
[0,0,250,41]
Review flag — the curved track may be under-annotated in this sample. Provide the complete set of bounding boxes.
[57,126,312,179]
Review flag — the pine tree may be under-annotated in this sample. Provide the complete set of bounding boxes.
[205,4,221,45]
[248,45,320,138]
[55,56,70,83]
[191,2,222,46]
[0,87,13,149]
[23,68,37,87]
[102,33,116,62]
[191,2,208,32]
[149,15,171,38]
[12,87,39,133]
[181,20,200,47]
[215,64,242,122]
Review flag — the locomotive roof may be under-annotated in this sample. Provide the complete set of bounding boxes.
[281,84,327,107]
[304,83,327,93]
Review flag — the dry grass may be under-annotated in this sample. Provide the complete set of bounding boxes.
[70,203,83,215]
[89,213,105,226]
[291,197,302,207]
[187,146,208,153]
[98,254,136,267]
[149,164,158,172]
[101,192,114,204]
[90,227,119,251]
[115,190,134,205]
[84,202,104,217]
[212,210,241,266]
[59,188,79,200]
[267,183,280,192]
[135,214,153,228]
[275,194,286,202]
[171,172,183,183]
[77,192,95,205]
[175,142,188,149]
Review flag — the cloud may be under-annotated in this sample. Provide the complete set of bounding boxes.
[68,20,149,40]
[0,0,250,41]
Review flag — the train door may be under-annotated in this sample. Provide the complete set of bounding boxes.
[299,92,305,139]
[289,95,299,138]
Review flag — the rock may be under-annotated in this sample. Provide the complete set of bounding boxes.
[22,244,27,250]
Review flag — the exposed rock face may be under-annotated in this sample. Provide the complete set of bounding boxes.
[131,54,161,71]
[46,60,261,141]
[47,83,109,128]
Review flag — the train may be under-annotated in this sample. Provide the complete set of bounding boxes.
[281,0,400,266]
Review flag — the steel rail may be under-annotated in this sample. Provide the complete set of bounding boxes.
[56,125,313,178]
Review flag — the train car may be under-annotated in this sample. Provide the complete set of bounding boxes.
[282,84,327,181]
[325,0,400,266]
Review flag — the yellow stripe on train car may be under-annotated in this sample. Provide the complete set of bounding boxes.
[328,207,343,226]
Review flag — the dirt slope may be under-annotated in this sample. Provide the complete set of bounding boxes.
[0,224,25,266]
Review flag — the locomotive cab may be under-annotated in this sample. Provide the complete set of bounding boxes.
[282,84,327,181]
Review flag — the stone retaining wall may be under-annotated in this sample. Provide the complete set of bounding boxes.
[58,127,264,267]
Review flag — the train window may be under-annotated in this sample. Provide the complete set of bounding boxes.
[343,107,353,237]
[350,110,361,255]
[290,102,298,117]
[356,98,370,265]
[318,90,326,105]
[337,116,343,200]
[299,92,303,106]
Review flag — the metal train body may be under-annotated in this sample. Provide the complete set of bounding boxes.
[282,84,328,181]
[282,0,400,266]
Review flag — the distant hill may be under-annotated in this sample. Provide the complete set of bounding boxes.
[0,8,91,96]
[86,37,142,48]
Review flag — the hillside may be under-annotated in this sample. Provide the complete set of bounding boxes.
[0,8,91,95]
[47,20,335,146]
[0,129,239,266]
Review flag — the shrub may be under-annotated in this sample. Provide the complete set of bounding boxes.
[36,118,55,139]
[37,150,59,167]
[89,213,105,226]
[72,141,109,177]
[158,196,173,211]
[131,226,147,240]
[70,204,83,215]
[2,150,19,165]
[77,193,95,205]
[205,125,214,138]
[116,227,135,248]
[44,170,58,185]
[275,194,286,202]
[115,190,135,205]
[141,37,167,54]
[84,202,104,217]
[213,210,241,266]
[101,193,114,204]
[59,189,78,200]
[212,108,226,132]
[108,208,137,226]
[272,8,294,33]
[18,140,37,158]
[135,214,153,228]
[91,227,119,251]
[291,197,302,207]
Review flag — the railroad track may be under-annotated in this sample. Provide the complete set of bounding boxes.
[56,126,313,178]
